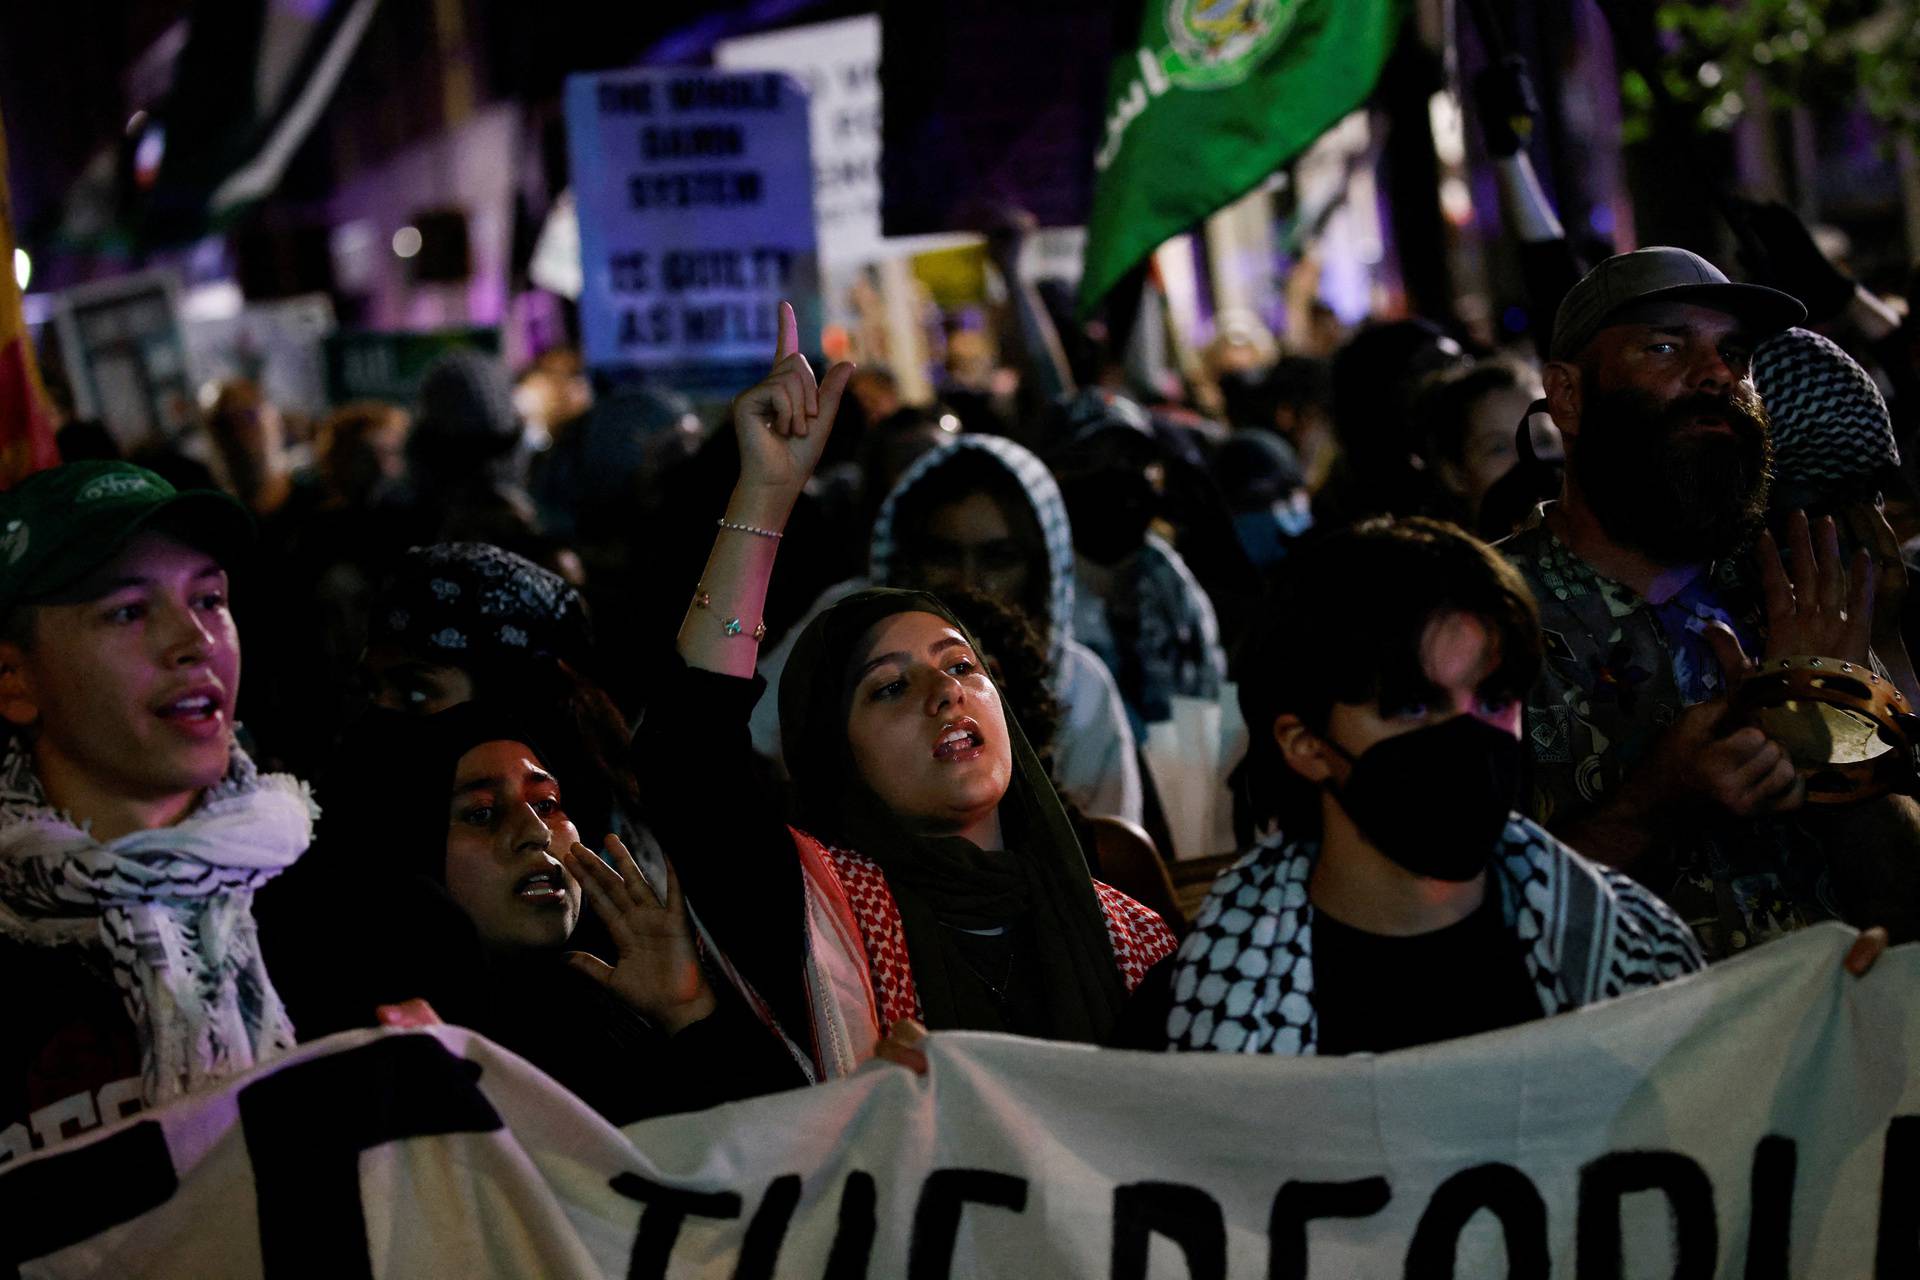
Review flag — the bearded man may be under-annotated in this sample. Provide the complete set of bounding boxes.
[1501,246,1920,959]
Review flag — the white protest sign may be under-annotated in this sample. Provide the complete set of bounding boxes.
[714,18,982,275]
[564,69,819,384]
[715,17,882,272]
[8,926,1917,1277]
[50,271,195,449]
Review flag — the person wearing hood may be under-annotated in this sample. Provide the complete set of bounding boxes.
[257,541,674,1026]
[1048,392,1232,741]
[748,429,1142,827]
[354,543,657,877]
[354,540,636,825]
[937,586,1185,931]
[288,701,800,1121]
[633,305,1174,1078]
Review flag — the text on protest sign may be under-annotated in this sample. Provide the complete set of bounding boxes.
[5,926,1918,1277]
[714,17,883,272]
[564,69,820,384]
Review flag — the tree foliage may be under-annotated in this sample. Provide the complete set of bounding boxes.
[1622,0,1919,144]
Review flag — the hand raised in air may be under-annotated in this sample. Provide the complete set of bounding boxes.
[561,835,716,1035]
[730,299,856,505]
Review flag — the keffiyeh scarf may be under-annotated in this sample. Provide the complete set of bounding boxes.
[1166,814,1704,1054]
[779,588,1136,1043]
[1753,326,1899,491]
[0,741,317,1103]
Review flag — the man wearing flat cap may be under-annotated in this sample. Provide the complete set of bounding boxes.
[1501,246,1920,959]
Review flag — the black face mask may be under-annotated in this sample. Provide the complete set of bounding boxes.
[1324,715,1524,882]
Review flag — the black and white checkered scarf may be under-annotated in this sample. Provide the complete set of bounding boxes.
[1754,326,1899,491]
[1165,815,1704,1054]
[0,742,316,1103]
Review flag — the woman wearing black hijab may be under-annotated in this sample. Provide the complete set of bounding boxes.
[287,701,802,1122]
[633,305,1175,1080]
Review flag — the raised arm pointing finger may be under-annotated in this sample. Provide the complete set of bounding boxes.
[687,301,855,678]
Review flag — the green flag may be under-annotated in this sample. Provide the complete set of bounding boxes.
[1079,0,1407,316]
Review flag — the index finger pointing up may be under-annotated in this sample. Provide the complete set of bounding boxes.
[774,300,799,367]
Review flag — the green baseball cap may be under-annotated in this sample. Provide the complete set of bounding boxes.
[1550,245,1805,362]
[0,462,254,616]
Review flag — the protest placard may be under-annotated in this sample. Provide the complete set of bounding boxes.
[49,271,196,450]
[563,68,819,392]
[714,17,882,274]
[322,327,500,406]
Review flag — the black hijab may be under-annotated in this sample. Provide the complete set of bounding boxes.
[313,701,607,1026]
[303,702,775,1123]
[778,588,1126,1041]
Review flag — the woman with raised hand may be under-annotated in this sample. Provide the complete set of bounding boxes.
[636,303,1175,1079]
[297,700,801,1121]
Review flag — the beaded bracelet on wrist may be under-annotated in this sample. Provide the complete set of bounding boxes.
[717,517,782,540]
[692,586,766,641]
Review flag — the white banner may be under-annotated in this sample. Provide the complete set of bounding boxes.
[6,925,1917,1278]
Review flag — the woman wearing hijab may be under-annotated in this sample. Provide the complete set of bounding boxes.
[354,541,660,869]
[258,542,675,1021]
[634,305,1175,1080]
[287,701,801,1122]
[747,431,1144,827]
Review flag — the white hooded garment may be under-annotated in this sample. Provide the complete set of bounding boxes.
[748,434,1143,825]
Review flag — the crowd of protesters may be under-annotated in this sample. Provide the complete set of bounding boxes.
[6,187,1920,1165]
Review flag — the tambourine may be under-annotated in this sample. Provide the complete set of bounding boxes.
[1732,655,1920,804]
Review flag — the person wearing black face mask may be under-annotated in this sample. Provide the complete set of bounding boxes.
[1211,430,1315,581]
[1124,518,1704,1057]
[1047,392,1231,757]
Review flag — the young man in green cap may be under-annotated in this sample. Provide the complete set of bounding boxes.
[0,462,316,1165]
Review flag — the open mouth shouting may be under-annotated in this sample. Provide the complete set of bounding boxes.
[514,865,572,907]
[152,683,228,740]
[933,717,986,763]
